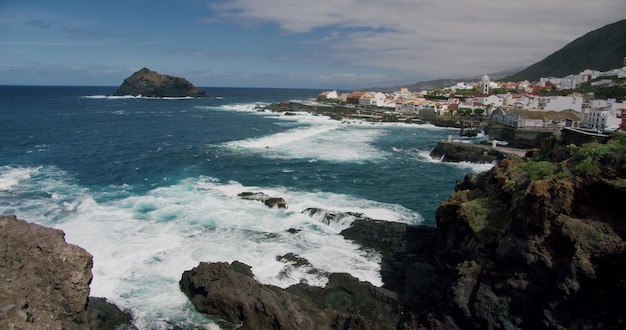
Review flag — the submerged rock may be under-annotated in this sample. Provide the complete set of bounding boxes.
[238,191,287,208]
[301,207,369,225]
[114,67,207,98]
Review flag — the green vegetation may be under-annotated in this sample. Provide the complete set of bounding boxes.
[501,159,570,191]
[460,197,508,244]
[455,132,626,246]
[535,77,626,101]
[572,136,626,177]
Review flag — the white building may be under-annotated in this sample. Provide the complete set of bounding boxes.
[538,96,583,112]
[474,95,503,107]
[481,75,490,94]
[319,90,338,100]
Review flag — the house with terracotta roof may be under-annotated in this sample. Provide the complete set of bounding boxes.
[347,91,367,104]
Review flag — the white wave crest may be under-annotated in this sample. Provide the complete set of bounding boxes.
[2,166,423,328]
[0,166,38,191]
[417,150,495,173]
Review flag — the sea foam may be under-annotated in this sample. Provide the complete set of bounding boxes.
[0,165,421,329]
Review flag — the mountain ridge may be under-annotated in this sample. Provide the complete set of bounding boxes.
[504,19,626,82]
[370,19,625,91]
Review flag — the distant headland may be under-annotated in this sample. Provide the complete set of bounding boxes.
[114,68,207,98]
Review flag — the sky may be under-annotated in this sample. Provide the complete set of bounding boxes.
[0,1,624,89]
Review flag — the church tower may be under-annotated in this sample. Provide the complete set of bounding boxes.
[481,74,490,94]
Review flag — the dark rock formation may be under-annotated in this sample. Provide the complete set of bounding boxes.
[87,297,135,330]
[182,133,626,329]
[430,141,520,163]
[114,67,207,97]
[180,261,403,330]
[0,215,135,329]
[301,207,369,225]
[238,191,287,208]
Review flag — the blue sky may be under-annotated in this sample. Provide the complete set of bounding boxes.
[0,0,624,89]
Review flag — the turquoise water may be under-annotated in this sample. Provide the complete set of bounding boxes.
[0,86,492,328]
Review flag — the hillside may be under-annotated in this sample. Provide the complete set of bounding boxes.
[505,19,626,82]
[369,68,522,92]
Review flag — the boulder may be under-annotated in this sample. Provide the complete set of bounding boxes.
[114,67,207,97]
[179,261,403,330]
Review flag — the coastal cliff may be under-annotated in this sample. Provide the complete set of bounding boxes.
[180,133,626,329]
[0,215,134,329]
[114,68,207,98]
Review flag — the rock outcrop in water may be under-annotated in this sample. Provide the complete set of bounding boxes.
[114,67,207,98]
[430,141,521,163]
[180,261,403,329]
[181,133,626,329]
[238,191,287,208]
[0,215,134,329]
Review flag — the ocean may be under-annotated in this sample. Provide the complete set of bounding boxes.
[0,86,493,329]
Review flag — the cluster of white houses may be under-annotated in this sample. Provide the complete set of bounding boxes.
[318,67,626,132]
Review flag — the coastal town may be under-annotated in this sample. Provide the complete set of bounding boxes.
[306,66,626,135]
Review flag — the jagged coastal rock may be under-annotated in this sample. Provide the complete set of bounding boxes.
[181,134,626,329]
[238,191,287,208]
[430,141,520,163]
[0,215,93,329]
[114,67,207,98]
[180,261,403,330]
[0,215,134,329]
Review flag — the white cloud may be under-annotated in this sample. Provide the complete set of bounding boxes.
[208,0,626,79]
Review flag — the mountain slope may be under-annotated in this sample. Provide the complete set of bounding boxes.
[505,19,626,82]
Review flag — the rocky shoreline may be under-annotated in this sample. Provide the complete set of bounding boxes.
[430,141,526,163]
[178,134,626,329]
[261,101,463,127]
[261,101,536,164]
[3,132,624,328]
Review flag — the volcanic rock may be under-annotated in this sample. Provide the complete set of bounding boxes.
[181,133,626,329]
[0,215,134,329]
[1,215,92,329]
[301,207,370,225]
[238,191,287,208]
[179,261,403,330]
[430,141,518,163]
[114,67,207,97]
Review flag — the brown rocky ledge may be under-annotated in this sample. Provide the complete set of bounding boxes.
[180,134,626,329]
[0,215,134,329]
